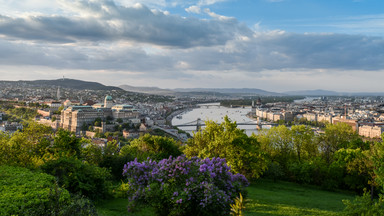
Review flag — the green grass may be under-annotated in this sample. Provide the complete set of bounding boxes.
[96,198,155,216]
[96,180,356,216]
[244,179,356,216]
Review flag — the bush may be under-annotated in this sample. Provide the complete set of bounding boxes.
[123,155,249,216]
[41,157,112,200]
[0,165,70,215]
[343,191,384,215]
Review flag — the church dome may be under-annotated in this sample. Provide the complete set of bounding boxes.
[105,96,113,101]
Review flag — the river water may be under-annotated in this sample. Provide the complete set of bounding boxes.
[171,103,258,136]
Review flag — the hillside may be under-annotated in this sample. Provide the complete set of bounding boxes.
[119,84,175,95]
[0,79,122,91]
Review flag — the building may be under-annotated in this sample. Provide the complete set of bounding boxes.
[303,112,317,122]
[60,96,139,135]
[359,125,383,138]
[332,117,359,132]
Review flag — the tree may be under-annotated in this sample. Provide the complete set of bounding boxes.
[94,117,102,127]
[184,116,267,179]
[120,134,181,161]
[291,125,316,162]
[317,123,358,164]
[257,125,293,169]
[52,129,82,158]
[370,135,384,192]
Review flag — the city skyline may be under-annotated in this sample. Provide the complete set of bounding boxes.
[0,0,384,92]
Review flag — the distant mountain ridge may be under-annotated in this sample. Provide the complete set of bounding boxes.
[173,88,282,96]
[1,79,122,91]
[119,85,175,95]
[284,89,384,96]
[284,89,340,96]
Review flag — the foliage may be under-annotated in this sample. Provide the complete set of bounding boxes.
[230,193,245,216]
[123,155,249,216]
[41,157,112,200]
[184,116,267,179]
[0,165,71,215]
[0,123,53,168]
[317,123,359,164]
[51,129,82,158]
[26,185,98,216]
[112,180,130,198]
[370,134,384,192]
[120,134,182,161]
[342,191,384,216]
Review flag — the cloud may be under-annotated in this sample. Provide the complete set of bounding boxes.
[203,8,235,21]
[1,0,384,92]
[0,0,251,48]
[185,5,201,14]
[197,0,228,6]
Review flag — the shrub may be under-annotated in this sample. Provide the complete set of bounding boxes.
[123,155,249,216]
[343,191,384,215]
[0,165,70,215]
[41,157,112,200]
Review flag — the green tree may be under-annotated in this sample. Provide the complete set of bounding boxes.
[184,116,267,179]
[291,125,316,162]
[371,135,384,192]
[317,123,358,164]
[52,129,82,158]
[120,134,181,161]
[257,125,293,169]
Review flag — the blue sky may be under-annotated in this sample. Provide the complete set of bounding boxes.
[0,0,384,92]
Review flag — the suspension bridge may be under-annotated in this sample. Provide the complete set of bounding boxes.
[173,118,278,131]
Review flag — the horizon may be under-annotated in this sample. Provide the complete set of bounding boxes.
[0,0,384,92]
[3,77,384,94]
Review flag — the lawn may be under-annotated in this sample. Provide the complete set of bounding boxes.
[96,180,356,216]
[244,179,356,216]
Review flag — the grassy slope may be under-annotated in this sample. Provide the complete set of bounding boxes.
[245,180,355,216]
[96,180,356,216]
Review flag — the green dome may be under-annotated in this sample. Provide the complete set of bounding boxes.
[105,96,113,101]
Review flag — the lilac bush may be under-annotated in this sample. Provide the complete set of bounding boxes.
[123,155,249,216]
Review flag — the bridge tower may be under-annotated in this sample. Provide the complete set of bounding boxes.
[196,118,202,131]
[256,117,262,130]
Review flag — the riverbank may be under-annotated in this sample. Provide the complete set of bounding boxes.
[166,107,195,125]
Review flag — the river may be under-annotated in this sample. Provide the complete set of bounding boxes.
[171,103,259,136]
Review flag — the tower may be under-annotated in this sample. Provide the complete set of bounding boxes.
[57,86,61,101]
[104,95,113,108]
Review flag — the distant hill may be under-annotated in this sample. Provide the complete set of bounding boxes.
[284,89,341,96]
[119,85,175,95]
[173,88,282,96]
[2,79,123,91]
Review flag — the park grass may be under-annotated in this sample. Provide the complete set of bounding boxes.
[244,179,356,216]
[96,198,155,216]
[96,179,356,216]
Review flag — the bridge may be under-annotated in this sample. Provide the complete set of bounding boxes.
[197,104,221,108]
[173,118,278,131]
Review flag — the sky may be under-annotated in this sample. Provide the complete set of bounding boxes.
[0,0,384,92]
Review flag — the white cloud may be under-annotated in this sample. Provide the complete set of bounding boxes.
[185,5,201,14]
[203,8,235,21]
[198,0,228,6]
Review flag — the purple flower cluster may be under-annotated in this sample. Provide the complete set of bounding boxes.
[123,155,249,216]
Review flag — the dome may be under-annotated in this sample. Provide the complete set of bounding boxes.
[105,95,113,101]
